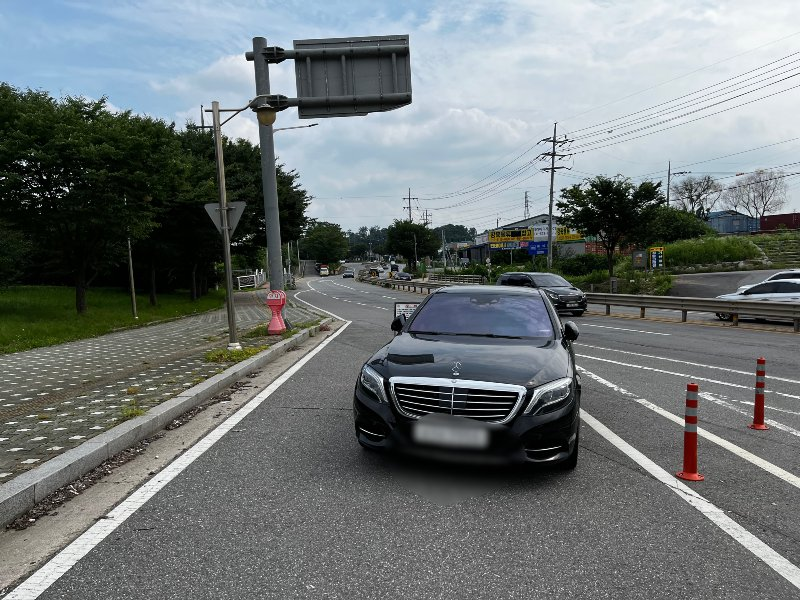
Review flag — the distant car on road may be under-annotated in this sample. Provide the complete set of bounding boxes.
[394,271,412,281]
[735,269,800,293]
[342,268,355,278]
[319,266,329,277]
[353,285,581,469]
[496,272,587,316]
[715,279,800,320]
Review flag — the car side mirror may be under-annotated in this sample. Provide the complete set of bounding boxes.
[563,321,579,342]
[391,314,406,333]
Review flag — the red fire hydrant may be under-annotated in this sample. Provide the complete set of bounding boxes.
[266,290,287,335]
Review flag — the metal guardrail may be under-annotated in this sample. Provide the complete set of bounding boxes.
[587,293,800,332]
[428,274,485,284]
[356,280,800,332]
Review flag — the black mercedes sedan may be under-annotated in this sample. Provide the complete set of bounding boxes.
[353,286,581,469]
[496,272,587,316]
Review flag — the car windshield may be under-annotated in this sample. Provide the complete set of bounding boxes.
[530,274,571,287]
[407,292,554,338]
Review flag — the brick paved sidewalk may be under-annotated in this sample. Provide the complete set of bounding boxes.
[0,290,323,483]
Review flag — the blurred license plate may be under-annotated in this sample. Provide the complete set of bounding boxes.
[413,422,489,449]
[566,302,579,307]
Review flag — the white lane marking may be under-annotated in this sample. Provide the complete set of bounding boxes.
[576,343,800,385]
[581,409,800,591]
[293,287,345,320]
[579,367,800,490]
[6,323,353,599]
[299,282,391,312]
[698,391,800,438]
[576,354,800,401]
[581,323,671,336]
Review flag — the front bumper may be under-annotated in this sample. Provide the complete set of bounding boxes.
[353,384,579,465]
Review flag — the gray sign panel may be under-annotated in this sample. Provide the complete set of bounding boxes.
[204,202,246,235]
[292,34,411,119]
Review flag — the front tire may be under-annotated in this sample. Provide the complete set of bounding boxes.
[716,312,732,321]
[559,431,579,470]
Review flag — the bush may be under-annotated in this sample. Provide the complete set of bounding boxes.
[664,236,760,267]
[557,253,609,276]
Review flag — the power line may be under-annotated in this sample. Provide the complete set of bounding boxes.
[568,52,800,139]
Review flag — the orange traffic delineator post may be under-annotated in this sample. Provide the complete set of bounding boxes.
[676,382,704,482]
[749,357,769,431]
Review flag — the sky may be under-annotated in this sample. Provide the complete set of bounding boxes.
[2,0,800,234]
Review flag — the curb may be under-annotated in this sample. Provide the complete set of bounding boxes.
[0,318,333,528]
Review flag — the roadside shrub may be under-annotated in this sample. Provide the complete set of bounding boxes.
[558,253,609,276]
[664,236,760,267]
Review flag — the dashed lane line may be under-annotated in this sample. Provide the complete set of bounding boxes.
[576,343,800,386]
[576,354,800,401]
[698,391,800,438]
[578,367,800,490]
[579,323,671,336]
[581,408,800,592]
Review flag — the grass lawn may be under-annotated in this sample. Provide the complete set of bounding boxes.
[0,286,226,354]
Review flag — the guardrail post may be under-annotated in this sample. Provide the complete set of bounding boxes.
[605,304,611,316]
[732,313,739,327]
[681,310,688,322]
[795,318,799,333]
[640,307,646,318]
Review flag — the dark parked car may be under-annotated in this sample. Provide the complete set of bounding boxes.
[496,272,587,316]
[353,286,581,469]
[342,268,355,278]
[394,271,412,281]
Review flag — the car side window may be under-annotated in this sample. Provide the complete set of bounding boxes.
[775,282,800,293]
[744,282,779,295]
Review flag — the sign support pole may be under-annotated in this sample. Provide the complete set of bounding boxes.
[211,101,242,351]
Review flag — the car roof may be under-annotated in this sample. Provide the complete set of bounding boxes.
[434,284,545,297]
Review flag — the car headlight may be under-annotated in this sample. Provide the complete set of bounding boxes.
[359,364,389,404]
[545,290,560,301]
[524,377,573,415]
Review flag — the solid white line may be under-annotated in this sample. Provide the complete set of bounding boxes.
[576,354,800,401]
[578,367,800,489]
[580,323,671,336]
[576,343,800,385]
[581,409,800,591]
[5,323,353,599]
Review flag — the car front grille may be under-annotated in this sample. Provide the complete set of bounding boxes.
[390,378,526,424]
[559,294,584,302]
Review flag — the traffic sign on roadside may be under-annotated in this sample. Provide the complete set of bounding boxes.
[204,202,246,235]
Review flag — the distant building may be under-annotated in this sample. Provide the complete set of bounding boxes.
[706,210,758,234]
[760,212,800,232]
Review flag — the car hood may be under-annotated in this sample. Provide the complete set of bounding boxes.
[368,333,570,387]
[542,285,584,296]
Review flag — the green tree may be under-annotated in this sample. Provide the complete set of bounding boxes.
[432,223,477,243]
[557,175,663,277]
[385,220,439,271]
[629,205,715,247]
[0,218,31,286]
[302,221,349,264]
[0,84,181,313]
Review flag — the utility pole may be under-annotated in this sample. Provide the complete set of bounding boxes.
[539,122,573,270]
[524,190,530,220]
[403,188,417,221]
[665,160,690,206]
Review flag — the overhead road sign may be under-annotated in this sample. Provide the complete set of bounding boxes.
[257,35,412,119]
